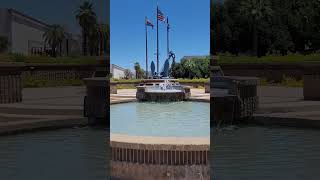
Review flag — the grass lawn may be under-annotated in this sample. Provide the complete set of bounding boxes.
[111,78,209,83]
[0,53,100,64]
[260,77,303,88]
[217,53,320,64]
[23,78,84,88]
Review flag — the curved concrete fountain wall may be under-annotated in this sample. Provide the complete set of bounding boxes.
[211,74,259,125]
[136,79,191,101]
[110,135,209,179]
[137,86,190,101]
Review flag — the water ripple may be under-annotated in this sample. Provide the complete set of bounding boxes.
[211,126,320,180]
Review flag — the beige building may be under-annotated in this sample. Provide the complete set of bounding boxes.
[110,64,127,79]
[0,8,80,55]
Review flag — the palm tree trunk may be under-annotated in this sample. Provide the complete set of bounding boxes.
[82,30,87,56]
[59,43,62,56]
[52,46,57,58]
[100,38,103,56]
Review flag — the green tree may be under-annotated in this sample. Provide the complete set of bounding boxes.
[43,25,65,57]
[124,69,133,79]
[98,23,109,56]
[240,0,273,57]
[76,1,97,56]
[88,23,99,56]
[134,62,144,79]
[181,58,196,79]
[170,62,184,78]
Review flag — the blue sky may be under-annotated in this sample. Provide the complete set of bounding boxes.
[0,0,108,34]
[111,0,210,70]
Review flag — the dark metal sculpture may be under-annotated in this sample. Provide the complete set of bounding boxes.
[158,51,176,78]
[151,61,155,76]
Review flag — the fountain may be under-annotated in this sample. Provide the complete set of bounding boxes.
[110,8,209,179]
[136,79,190,101]
[210,56,259,127]
[136,51,191,101]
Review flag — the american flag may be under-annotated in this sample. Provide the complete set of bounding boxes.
[146,18,154,29]
[157,8,165,22]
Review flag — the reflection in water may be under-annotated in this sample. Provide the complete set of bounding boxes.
[111,102,210,137]
[0,127,109,180]
[212,126,320,180]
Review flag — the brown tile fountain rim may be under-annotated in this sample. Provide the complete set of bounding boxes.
[110,133,210,166]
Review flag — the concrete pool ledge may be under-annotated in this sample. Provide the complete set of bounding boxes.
[245,86,320,129]
[250,113,320,129]
[0,115,87,135]
[111,133,210,146]
[110,133,210,179]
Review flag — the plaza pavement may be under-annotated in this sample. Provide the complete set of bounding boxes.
[0,86,320,134]
[253,86,320,127]
[0,86,87,135]
[0,87,209,134]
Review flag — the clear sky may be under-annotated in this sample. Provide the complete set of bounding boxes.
[0,0,108,34]
[111,0,210,70]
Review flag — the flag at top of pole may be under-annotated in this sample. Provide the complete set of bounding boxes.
[145,18,154,29]
[157,8,165,22]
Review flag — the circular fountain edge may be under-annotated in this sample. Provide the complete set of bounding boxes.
[110,133,209,146]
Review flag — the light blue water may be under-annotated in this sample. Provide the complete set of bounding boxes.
[111,102,210,137]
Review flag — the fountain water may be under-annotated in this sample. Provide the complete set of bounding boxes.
[211,65,259,128]
[136,79,190,101]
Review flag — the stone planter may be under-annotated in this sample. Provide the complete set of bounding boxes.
[204,83,210,93]
[110,82,117,94]
[83,77,108,125]
[304,74,320,100]
[0,64,24,104]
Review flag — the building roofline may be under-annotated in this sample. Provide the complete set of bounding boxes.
[111,64,126,71]
[8,8,50,28]
[182,55,209,59]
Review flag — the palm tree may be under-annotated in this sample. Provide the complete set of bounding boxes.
[134,62,141,79]
[43,25,65,57]
[183,58,196,79]
[76,1,97,56]
[240,0,273,57]
[97,23,109,56]
[88,24,99,56]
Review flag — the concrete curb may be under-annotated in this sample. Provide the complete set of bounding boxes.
[248,115,320,129]
[0,116,88,136]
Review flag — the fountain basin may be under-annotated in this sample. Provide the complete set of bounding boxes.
[110,101,210,179]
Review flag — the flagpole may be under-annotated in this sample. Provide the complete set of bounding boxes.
[145,17,148,79]
[156,5,159,75]
[167,17,169,57]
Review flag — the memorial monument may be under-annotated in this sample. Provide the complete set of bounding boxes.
[136,6,190,101]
